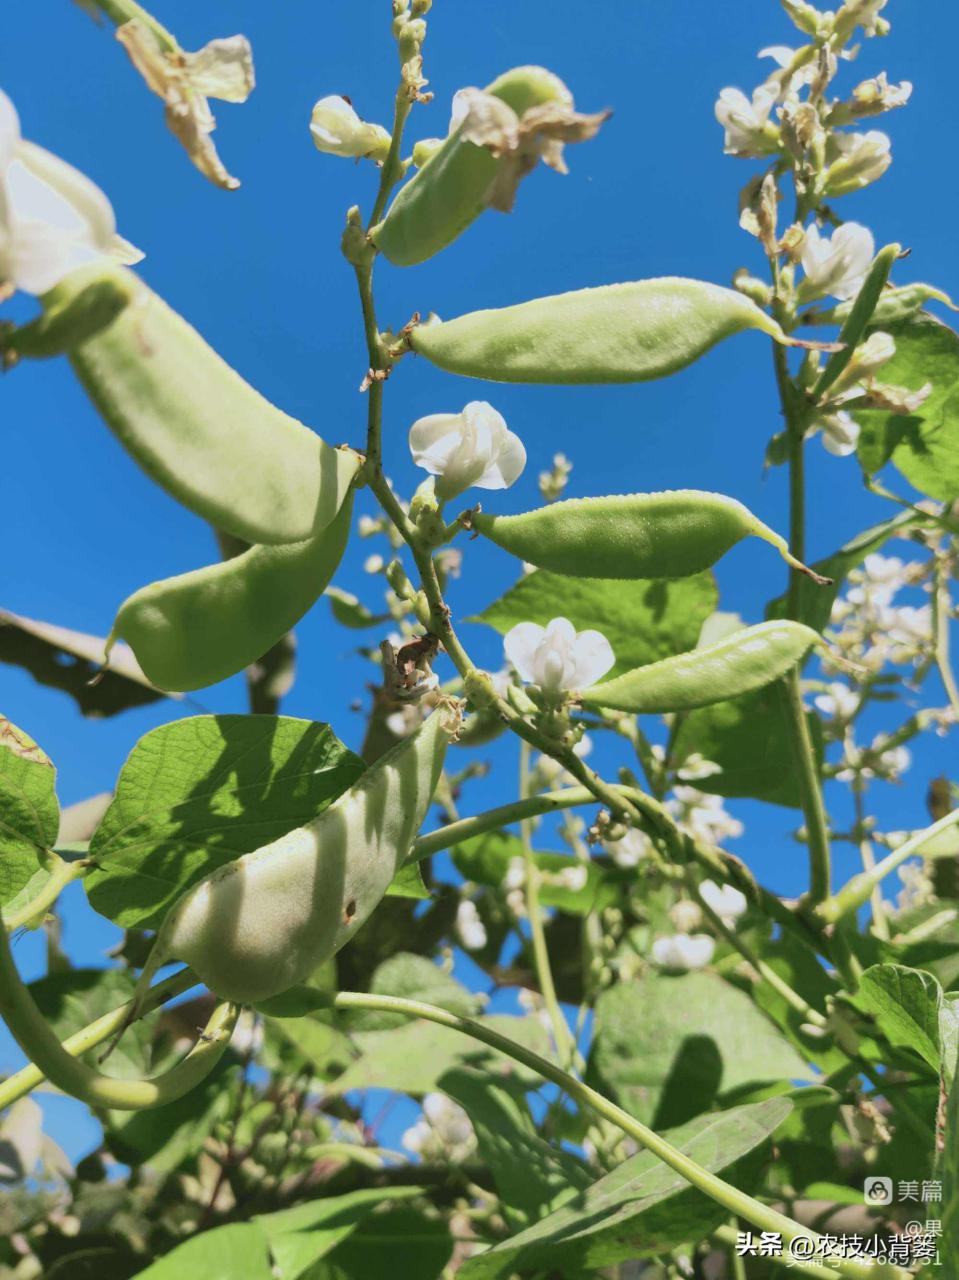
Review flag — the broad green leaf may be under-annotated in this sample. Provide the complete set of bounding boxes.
[85,714,365,929]
[854,312,959,501]
[264,1015,355,1081]
[308,1206,453,1280]
[671,684,824,808]
[588,971,813,1128]
[130,1222,272,1280]
[459,1098,792,1279]
[941,1028,959,1275]
[0,607,166,718]
[766,510,920,633]
[256,1187,424,1280]
[328,1015,552,1096]
[440,1066,591,1228]
[849,963,949,1077]
[453,830,619,916]
[0,716,59,904]
[471,570,718,677]
[349,952,482,1030]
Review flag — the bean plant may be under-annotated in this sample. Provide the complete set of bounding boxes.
[1,1,958,1277]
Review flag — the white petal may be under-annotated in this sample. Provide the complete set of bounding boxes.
[504,621,546,682]
[0,89,21,170]
[15,141,117,248]
[570,629,615,687]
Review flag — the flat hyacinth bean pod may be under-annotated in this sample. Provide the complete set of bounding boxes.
[409,278,820,384]
[372,65,575,266]
[470,491,830,582]
[7,263,361,546]
[108,491,355,692]
[579,620,821,713]
[131,704,462,1006]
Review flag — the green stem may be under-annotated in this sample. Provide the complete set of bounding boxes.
[782,667,832,903]
[3,854,88,932]
[852,780,889,942]
[0,967,198,1111]
[0,925,237,1110]
[324,992,907,1280]
[816,807,959,925]
[90,0,177,49]
[517,740,580,1070]
[933,557,959,721]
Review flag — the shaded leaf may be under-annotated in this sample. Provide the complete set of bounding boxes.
[28,968,151,1085]
[0,608,166,717]
[453,830,618,916]
[85,714,365,929]
[130,1222,271,1280]
[0,717,59,905]
[588,971,812,1128]
[460,1098,792,1279]
[349,953,482,1032]
[849,963,949,1077]
[309,1206,453,1280]
[471,570,718,677]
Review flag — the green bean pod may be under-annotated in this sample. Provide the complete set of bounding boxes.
[470,491,829,582]
[579,620,821,713]
[133,703,462,1005]
[371,66,572,267]
[9,263,361,546]
[409,279,801,384]
[108,491,355,692]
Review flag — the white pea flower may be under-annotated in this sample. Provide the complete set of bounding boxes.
[455,899,487,952]
[670,899,703,934]
[847,553,908,608]
[670,787,744,846]
[699,879,748,923]
[714,84,779,157]
[604,827,651,869]
[881,603,932,652]
[851,72,912,115]
[363,553,385,574]
[676,753,723,782]
[504,617,614,693]
[824,131,891,197]
[838,0,888,37]
[310,95,391,161]
[799,222,875,302]
[810,409,861,457]
[556,864,588,893]
[504,857,526,891]
[652,933,716,971]
[0,89,141,296]
[409,401,527,503]
[873,742,911,778]
[403,1094,475,1161]
[814,682,860,720]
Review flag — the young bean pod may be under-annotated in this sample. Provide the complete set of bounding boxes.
[7,263,361,546]
[108,490,355,692]
[129,703,462,1006]
[409,278,806,384]
[578,620,821,713]
[371,66,581,267]
[470,491,830,582]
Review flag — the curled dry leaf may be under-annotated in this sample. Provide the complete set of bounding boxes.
[115,19,255,190]
[456,88,610,212]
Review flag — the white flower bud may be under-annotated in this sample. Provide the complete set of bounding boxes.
[670,899,704,934]
[699,879,748,923]
[651,933,715,971]
[603,828,651,869]
[310,95,391,161]
[408,401,526,503]
[714,84,780,157]
[455,899,488,951]
[504,617,614,693]
[824,131,891,196]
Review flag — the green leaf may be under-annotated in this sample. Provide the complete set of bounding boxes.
[0,717,59,905]
[328,1015,552,1096]
[471,570,718,677]
[85,714,365,929]
[854,312,959,501]
[28,968,151,1083]
[308,1206,453,1280]
[385,860,431,900]
[130,1223,272,1280]
[440,1067,591,1228]
[452,830,618,916]
[766,509,920,633]
[459,1098,792,1279]
[0,607,167,718]
[348,953,482,1031]
[263,1015,355,1082]
[849,963,949,1076]
[941,1025,959,1275]
[671,684,824,808]
[255,1187,424,1280]
[588,971,813,1128]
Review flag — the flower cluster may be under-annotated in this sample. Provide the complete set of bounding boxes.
[828,552,933,671]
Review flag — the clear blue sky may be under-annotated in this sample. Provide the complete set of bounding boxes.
[2,0,958,1162]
